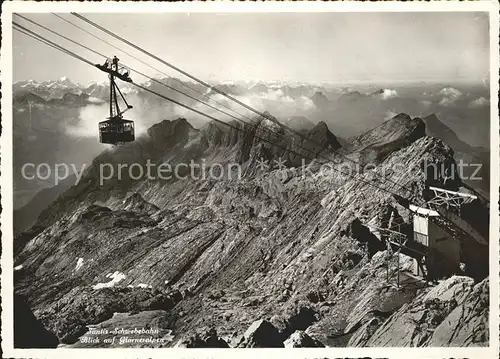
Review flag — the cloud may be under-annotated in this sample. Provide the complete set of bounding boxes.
[87,97,105,104]
[208,89,317,121]
[439,97,457,107]
[379,89,398,100]
[67,104,110,138]
[439,87,462,98]
[420,100,432,108]
[438,87,462,107]
[68,87,196,139]
[468,96,489,108]
[67,86,320,141]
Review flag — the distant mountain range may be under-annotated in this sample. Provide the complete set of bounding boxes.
[14,77,82,101]
[14,78,333,102]
[12,77,490,219]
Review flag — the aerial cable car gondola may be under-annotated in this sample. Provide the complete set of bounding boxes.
[95,56,135,145]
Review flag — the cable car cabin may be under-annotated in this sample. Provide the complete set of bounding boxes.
[96,56,136,145]
[99,118,135,145]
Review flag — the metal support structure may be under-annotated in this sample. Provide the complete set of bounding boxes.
[109,75,119,119]
[96,56,135,145]
[96,56,133,121]
[368,223,426,287]
[108,74,133,120]
[427,186,477,210]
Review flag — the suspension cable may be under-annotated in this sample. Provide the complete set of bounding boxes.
[69,12,415,195]
[51,13,259,125]
[13,23,417,202]
[16,14,290,145]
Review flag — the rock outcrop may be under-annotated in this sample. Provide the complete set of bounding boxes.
[176,327,229,348]
[423,113,490,196]
[14,295,59,348]
[237,320,284,347]
[364,276,488,347]
[343,113,426,163]
[34,287,184,344]
[310,91,329,109]
[307,121,342,151]
[284,330,325,347]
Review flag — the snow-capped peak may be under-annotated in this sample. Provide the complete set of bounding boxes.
[55,76,77,88]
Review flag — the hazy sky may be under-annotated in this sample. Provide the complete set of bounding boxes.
[13,12,490,85]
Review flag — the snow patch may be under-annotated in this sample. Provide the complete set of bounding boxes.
[14,264,23,271]
[75,257,84,271]
[137,283,153,289]
[92,271,126,289]
[126,283,153,289]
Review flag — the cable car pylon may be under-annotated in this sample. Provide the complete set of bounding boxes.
[96,56,135,145]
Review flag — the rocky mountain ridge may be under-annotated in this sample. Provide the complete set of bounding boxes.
[14,111,489,348]
[422,113,490,197]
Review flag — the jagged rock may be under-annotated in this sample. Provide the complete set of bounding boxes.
[365,276,488,347]
[343,113,426,163]
[79,205,112,221]
[200,121,227,148]
[206,289,225,300]
[307,121,342,151]
[237,319,284,347]
[71,311,174,348]
[338,90,365,102]
[343,218,385,257]
[14,295,59,348]
[176,327,229,348]
[186,206,215,222]
[347,316,384,347]
[310,91,329,109]
[427,278,488,346]
[306,290,324,303]
[306,251,423,347]
[147,118,192,145]
[118,193,160,215]
[201,120,251,150]
[35,287,182,344]
[268,301,318,339]
[283,330,324,347]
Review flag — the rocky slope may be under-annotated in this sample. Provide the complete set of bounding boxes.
[423,113,490,197]
[14,112,489,348]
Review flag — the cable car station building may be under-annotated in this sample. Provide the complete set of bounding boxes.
[371,185,488,284]
[408,186,488,281]
[409,204,461,279]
